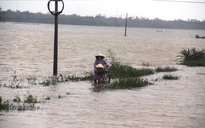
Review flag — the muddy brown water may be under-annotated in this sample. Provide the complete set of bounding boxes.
[0,22,205,128]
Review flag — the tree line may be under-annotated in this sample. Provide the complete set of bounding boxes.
[0,9,205,30]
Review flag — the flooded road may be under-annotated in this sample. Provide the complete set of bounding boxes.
[0,22,205,127]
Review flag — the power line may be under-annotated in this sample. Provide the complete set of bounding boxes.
[153,0,205,4]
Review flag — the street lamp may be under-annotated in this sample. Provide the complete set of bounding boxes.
[47,0,64,76]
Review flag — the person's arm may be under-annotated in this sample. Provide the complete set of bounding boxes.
[93,60,98,69]
[104,60,110,67]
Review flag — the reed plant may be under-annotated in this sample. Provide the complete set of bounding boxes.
[176,48,205,66]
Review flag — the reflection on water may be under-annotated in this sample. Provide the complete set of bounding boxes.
[0,22,205,128]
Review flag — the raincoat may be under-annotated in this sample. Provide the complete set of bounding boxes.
[93,59,110,82]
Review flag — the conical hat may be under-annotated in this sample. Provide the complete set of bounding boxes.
[95,53,105,59]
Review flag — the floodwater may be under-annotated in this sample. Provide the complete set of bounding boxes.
[0,22,205,128]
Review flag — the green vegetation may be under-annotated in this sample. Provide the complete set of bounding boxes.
[176,48,205,66]
[101,50,154,89]
[24,94,38,104]
[13,95,21,102]
[0,96,10,110]
[0,9,205,29]
[162,74,179,80]
[27,75,37,85]
[0,50,183,111]
[195,35,205,39]
[66,72,93,81]
[106,78,152,90]
[109,63,154,78]
[40,77,58,86]
[3,71,93,87]
[142,62,152,66]
[156,66,178,72]
[0,93,67,111]
[1,50,182,95]
[9,70,23,88]
[182,60,205,66]
[0,94,39,111]
[39,72,93,86]
[107,49,154,79]
[2,50,181,91]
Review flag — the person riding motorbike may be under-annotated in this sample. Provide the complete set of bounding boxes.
[93,53,110,83]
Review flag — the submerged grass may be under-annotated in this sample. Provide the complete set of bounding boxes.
[67,71,93,82]
[156,66,178,72]
[0,94,39,111]
[105,77,152,90]
[0,96,10,111]
[24,94,38,104]
[195,35,205,39]
[162,74,179,80]
[109,63,154,78]
[181,60,205,67]
[2,49,182,91]
[39,71,93,86]
[107,49,154,79]
[103,49,154,89]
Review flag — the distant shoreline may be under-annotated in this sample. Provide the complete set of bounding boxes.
[1,10,205,30]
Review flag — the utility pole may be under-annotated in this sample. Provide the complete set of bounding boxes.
[124,13,128,36]
[47,0,64,76]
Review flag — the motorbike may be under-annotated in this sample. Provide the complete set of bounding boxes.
[95,66,111,85]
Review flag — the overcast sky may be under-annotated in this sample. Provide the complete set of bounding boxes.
[0,0,205,21]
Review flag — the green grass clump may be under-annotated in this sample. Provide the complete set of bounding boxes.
[40,72,93,86]
[109,63,154,78]
[195,35,205,39]
[156,66,178,72]
[182,60,205,67]
[107,49,154,79]
[40,79,53,86]
[104,49,154,89]
[13,96,21,102]
[0,94,40,111]
[176,48,205,66]
[162,74,179,80]
[0,96,10,110]
[67,71,93,81]
[105,77,152,90]
[24,94,38,104]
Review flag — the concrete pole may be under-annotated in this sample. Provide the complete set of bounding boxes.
[53,0,58,76]
[124,13,128,36]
